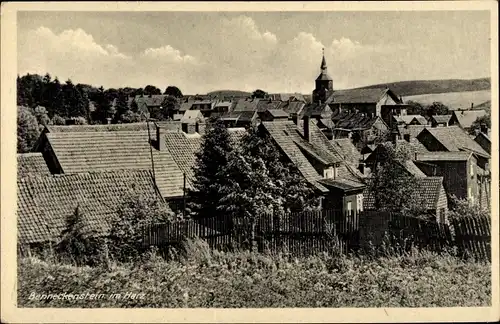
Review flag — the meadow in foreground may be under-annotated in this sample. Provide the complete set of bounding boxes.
[18,240,491,308]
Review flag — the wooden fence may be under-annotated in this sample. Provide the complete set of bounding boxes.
[143,209,491,261]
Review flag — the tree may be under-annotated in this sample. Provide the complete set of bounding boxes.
[17,106,40,153]
[366,142,427,218]
[188,119,235,219]
[426,102,450,118]
[143,85,161,96]
[113,91,130,123]
[161,95,180,119]
[164,86,183,98]
[107,191,174,262]
[469,114,491,135]
[51,114,66,125]
[33,105,50,128]
[93,86,115,124]
[55,205,105,266]
[251,89,267,99]
[217,125,319,249]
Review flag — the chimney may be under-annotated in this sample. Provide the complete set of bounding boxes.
[292,114,298,125]
[414,152,418,160]
[480,123,488,135]
[303,115,310,141]
[156,124,166,150]
[471,103,474,110]
[358,162,365,175]
[106,117,112,125]
[391,129,398,144]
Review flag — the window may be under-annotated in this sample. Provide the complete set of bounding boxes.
[470,163,474,177]
[324,167,334,179]
[468,187,474,203]
[347,201,352,213]
[357,194,364,211]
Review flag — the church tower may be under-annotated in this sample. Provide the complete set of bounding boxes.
[312,49,334,104]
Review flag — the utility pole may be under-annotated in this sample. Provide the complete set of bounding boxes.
[146,118,156,186]
[183,172,186,218]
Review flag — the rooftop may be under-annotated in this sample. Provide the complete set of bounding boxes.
[45,130,185,198]
[418,126,489,158]
[451,109,488,129]
[17,153,51,177]
[17,170,169,244]
[327,87,401,105]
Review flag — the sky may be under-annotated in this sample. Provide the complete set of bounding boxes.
[17,11,491,94]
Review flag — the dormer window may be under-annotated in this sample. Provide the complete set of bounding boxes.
[323,166,334,179]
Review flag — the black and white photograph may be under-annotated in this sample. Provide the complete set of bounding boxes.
[1,1,498,322]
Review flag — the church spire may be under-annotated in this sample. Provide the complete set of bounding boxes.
[320,48,327,71]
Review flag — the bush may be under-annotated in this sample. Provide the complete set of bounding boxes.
[17,106,40,153]
[448,195,490,221]
[107,192,176,262]
[18,239,491,308]
[51,114,66,125]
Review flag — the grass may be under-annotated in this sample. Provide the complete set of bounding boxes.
[18,240,491,308]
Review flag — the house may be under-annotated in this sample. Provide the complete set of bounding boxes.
[330,110,389,147]
[394,115,427,126]
[280,101,306,119]
[268,93,306,102]
[448,109,487,130]
[257,109,289,122]
[17,170,171,248]
[330,138,364,172]
[430,115,452,127]
[413,151,487,206]
[220,110,258,128]
[133,95,167,113]
[397,124,428,141]
[363,176,449,224]
[261,118,366,213]
[326,87,404,118]
[232,98,261,112]
[363,143,427,177]
[190,100,216,118]
[474,131,491,155]
[33,123,186,202]
[302,102,333,120]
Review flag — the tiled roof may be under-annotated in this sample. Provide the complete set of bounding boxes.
[17,153,51,177]
[399,125,428,139]
[331,139,362,165]
[256,100,283,113]
[280,101,306,115]
[181,110,205,124]
[363,176,444,211]
[17,170,169,244]
[331,111,381,130]
[415,151,472,161]
[267,109,289,118]
[431,115,452,124]
[46,123,153,133]
[419,126,489,158]
[180,102,193,112]
[135,95,167,107]
[269,93,306,102]
[163,128,246,188]
[262,121,328,192]
[402,160,427,177]
[303,103,332,118]
[452,109,487,129]
[395,139,429,154]
[327,88,390,104]
[318,178,365,192]
[233,98,261,112]
[45,131,185,198]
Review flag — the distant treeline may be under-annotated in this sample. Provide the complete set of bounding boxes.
[17,73,183,123]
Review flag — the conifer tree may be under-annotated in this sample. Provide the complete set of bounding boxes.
[188,119,234,219]
[114,91,130,123]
